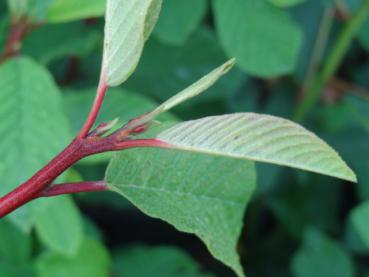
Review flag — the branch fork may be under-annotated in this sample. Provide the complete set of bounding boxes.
[0,79,168,218]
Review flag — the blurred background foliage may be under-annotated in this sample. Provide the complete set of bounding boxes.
[0,0,369,276]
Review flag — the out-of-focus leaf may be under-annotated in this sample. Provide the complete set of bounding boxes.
[7,0,104,23]
[0,57,70,231]
[157,113,356,182]
[106,148,256,277]
[348,201,369,248]
[347,0,369,51]
[291,1,325,81]
[213,0,302,77]
[36,238,110,277]
[0,262,36,277]
[23,22,101,65]
[126,28,246,106]
[102,0,162,86]
[291,228,354,277]
[113,245,214,277]
[0,219,32,263]
[34,196,83,256]
[269,175,341,237]
[269,0,305,7]
[46,0,105,23]
[153,0,207,45]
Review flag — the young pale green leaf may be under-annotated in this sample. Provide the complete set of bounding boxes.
[156,113,356,182]
[0,57,70,231]
[102,0,162,86]
[106,148,256,277]
[127,59,235,129]
[34,196,83,256]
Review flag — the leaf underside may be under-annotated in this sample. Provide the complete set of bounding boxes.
[102,0,162,86]
[157,113,356,182]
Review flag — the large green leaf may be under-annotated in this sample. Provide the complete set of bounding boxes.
[0,57,70,231]
[46,0,105,23]
[102,0,162,86]
[156,113,356,182]
[213,0,302,77]
[36,238,110,277]
[153,0,207,45]
[106,148,256,277]
[23,21,101,65]
[291,228,353,277]
[113,245,214,276]
[348,201,369,248]
[34,196,83,256]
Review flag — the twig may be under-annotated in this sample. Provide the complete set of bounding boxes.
[36,181,108,198]
[293,0,369,121]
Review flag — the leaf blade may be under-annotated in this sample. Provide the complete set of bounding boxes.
[102,0,162,86]
[106,148,256,276]
[157,113,356,182]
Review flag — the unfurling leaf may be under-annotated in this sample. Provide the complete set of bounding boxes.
[102,0,162,87]
[156,113,356,182]
[126,59,235,129]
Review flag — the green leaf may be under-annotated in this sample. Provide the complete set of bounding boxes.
[113,245,214,276]
[127,59,235,129]
[153,0,207,45]
[156,113,356,182]
[23,21,101,65]
[46,0,105,23]
[268,0,305,8]
[7,0,54,22]
[0,219,32,263]
[213,0,302,77]
[0,57,70,231]
[34,196,83,256]
[102,0,162,86]
[36,238,110,277]
[0,262,36,277]
[106,148,256,277]
[291,228,353,277]
[348,201,369,248]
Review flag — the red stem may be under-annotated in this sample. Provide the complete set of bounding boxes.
[37,181,107,198]
[78,81,109,139]
[0,18,31,62]
[0,137,168,218]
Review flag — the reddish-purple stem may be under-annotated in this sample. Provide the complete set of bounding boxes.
[37,181,107,198]
[0,137,169,218]
[78,81,109,139]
